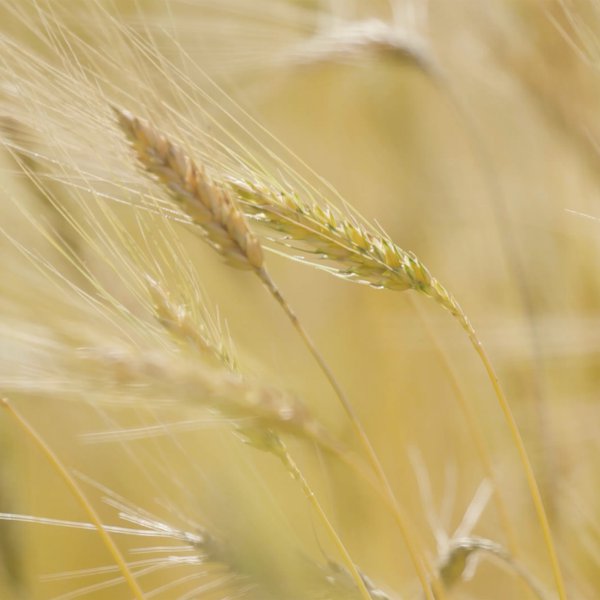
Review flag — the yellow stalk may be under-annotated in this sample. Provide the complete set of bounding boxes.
[1,398,146,600]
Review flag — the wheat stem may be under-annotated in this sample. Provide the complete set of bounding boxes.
[416,280,565,599]
[257,269,441,600]
[463,330,566,600]
[0,398,146,600]
[409,298,518,554]
[254,433,373,600]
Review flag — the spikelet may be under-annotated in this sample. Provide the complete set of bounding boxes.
[145,275,237,370]
[114,107,264,272]
[229,178,469,326]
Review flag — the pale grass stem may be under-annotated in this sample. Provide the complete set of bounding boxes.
[411,299,538,597]
[115,107,440,599]
[465,331,566,600]
[0,398,146,600]
[409,297,518,555]
[243,429,373,600]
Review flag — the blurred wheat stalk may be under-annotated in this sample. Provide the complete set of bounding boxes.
[1,0,600,599]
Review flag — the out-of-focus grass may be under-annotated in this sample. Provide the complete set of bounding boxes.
[1,1,600,598]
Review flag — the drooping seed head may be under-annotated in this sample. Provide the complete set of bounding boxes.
[114,107,263,272]
[229,177,466,313]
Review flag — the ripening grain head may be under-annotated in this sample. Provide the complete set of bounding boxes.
[1,1,600,599]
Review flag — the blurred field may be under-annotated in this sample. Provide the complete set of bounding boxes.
[1,0,600,598]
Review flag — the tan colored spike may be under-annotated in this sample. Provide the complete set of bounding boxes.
[114,107,263,272]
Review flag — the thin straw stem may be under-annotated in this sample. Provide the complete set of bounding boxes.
[423,284,566,600]
[1,399,146,600]
[464,331,566,600]
[257,269,442,600]
[409,297,518,554]
[270,438,373,600]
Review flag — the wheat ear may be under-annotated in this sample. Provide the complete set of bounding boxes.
[145,275,237,370]
[0,398,146,600]
[115,107,440,600]
[228,176,565,600]
[113,108,264,272]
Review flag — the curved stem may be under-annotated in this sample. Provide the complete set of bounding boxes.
[257,268,443,600]
[463,329,566,600]
[272,440,372,600]
[1,398,146,600]
[424,278,566,600]
[431,63,555,522]
[409,297,518,555]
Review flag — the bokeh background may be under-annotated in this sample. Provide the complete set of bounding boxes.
[1,0,600,598]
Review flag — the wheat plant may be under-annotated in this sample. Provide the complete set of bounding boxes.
[1,1,599,599]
